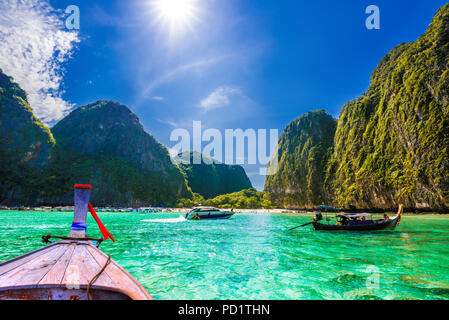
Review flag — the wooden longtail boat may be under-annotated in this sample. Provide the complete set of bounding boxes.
[312,205,403,231]
[0,185,152,300]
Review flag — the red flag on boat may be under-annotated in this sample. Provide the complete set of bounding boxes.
[88,202,115,242]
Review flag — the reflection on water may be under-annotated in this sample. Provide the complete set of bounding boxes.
[0,211,448,300]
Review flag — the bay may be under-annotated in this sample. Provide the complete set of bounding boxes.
[0,211,448,300]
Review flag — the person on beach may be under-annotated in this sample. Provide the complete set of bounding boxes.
[314,211,323,222]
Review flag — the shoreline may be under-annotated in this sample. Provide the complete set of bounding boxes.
[0,207,447,215]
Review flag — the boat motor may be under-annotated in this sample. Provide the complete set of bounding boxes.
[314,211,323,222]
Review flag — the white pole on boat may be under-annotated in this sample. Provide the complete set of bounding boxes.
[69,184,92,238]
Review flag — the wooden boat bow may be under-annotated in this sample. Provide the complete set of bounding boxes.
[0,185,152,300]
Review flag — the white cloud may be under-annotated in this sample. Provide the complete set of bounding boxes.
[0,0,79,124]
[151,96,164,101]
[200,86,241,111]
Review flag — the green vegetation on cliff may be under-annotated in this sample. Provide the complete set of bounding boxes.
[2,4,449,210]
[0,69,55,204]
[264,110,336,208]
[47,101,192,206]
[326,4,449,209]
[177,188,272,209]
[177,151,253,199]
[265,4,449,210]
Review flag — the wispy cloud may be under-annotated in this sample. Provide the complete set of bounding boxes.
[0,0,79,124]
[200,86,242,111]
[155,118,192,129]
[151,96,164,101]
[156,118,180,128]
[140,55,230,99]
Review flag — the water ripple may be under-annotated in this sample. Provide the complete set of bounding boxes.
[1,211,449,299]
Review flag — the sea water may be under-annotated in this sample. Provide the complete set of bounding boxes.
[0,211,448,300]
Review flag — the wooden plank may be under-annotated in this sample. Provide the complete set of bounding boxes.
[61,244,116,289]
[0,244,66,288]
[85,245,152,300]
[1,240,151,300]
[38,245,76,286]
[86,246,144,298]
[60,244,97,287]
[0,243,59,277]
[83,245,118,289]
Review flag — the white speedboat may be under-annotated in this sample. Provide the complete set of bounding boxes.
[185,207,235,220]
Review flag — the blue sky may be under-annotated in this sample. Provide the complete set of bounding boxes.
[1,0,447,190]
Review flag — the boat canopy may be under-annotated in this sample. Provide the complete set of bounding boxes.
[337,213,372,218]
[191,207,220,211]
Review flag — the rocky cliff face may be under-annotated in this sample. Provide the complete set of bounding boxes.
[177,151,253,199]
[48,101,192,206]
[0,69,55,204]
[265,4,449,210]
[264,111,336,208]
[326,4,449,210]
[0,69,54,168]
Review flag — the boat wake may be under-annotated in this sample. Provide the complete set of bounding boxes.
[141,216,187,223]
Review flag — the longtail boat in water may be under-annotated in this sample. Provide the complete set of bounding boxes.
[0,184,152,300]
[312,205,403,231]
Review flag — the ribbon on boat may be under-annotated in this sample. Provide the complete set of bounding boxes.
[88,202,115,242]
[71,222,87,231]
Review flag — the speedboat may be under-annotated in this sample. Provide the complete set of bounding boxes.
[185,207,235,220]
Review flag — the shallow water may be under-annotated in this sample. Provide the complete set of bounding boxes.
[0,211,448,300]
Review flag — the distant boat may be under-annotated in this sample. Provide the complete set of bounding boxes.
[185,207,235,220]
[0,184,152,300]
[138,207,155,213]
[312,205,403,231]
[317,205,341,212]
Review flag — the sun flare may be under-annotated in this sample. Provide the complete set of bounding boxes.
[152,0,198,30]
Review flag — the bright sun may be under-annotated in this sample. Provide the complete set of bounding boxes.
[152,0,198,30]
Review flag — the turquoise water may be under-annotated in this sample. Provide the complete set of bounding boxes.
[1,211,449,300]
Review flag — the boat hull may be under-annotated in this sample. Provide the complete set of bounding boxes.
[186,213,235,220]
[0,286,132,300]
[313,214,401,231]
